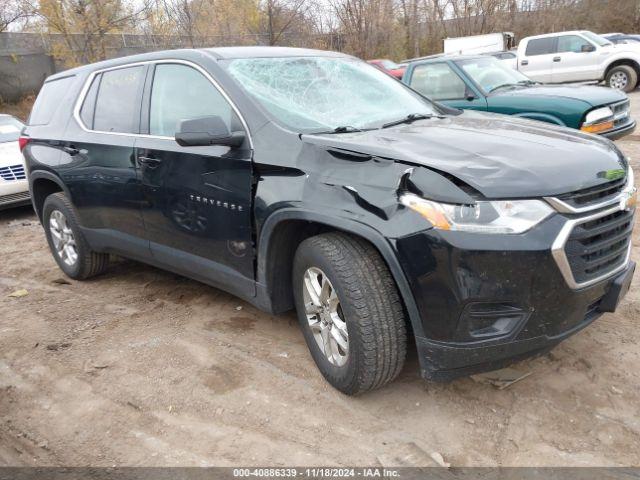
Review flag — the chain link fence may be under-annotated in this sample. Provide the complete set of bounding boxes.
[0,31,352,102]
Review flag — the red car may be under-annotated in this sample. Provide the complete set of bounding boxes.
[367,59,406,79]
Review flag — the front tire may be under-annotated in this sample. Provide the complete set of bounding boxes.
[606,65,638,93]
[43,192,109,279]
[293,233,407,395]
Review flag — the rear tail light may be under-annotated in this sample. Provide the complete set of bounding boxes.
[18,136,31,151]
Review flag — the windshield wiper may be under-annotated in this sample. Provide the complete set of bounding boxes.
[381,113,434,129]
[488,83,518,93]
[311,125,364,135]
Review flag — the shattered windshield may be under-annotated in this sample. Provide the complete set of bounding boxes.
[224,56,438,132]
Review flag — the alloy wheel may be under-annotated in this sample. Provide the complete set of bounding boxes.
[49,210,78,266]
[302,267,349,366]
[610,71,629,90]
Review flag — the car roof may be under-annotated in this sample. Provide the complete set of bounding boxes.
[522,30,590,41]
[402,53,444,63]
[204,46,349,59]
[407,53,492,64]
[46,46,351,81]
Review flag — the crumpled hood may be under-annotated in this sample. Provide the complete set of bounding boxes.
[495,84,627,107]
[302,111,627,199]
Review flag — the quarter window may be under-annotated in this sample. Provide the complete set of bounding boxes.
[93,66,145,133]
[409,63,467,101]
[149,64,234,137]
[525,37,556,56]
[29,76,75,126]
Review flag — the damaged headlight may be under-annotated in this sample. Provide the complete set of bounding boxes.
[400,194,554,234]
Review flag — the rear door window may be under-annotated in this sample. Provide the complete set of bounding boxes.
[525,37,557,56]
[93,66,146,134]
[29,76,75,125]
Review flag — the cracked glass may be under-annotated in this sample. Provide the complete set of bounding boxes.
[226,56,438,132]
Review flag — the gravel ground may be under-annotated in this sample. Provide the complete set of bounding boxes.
[1,92,640,467]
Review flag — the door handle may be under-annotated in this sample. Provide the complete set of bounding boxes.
[63,146,79,156]
[521,60,529,66]
[138,156,162,167]
[553,56,561,62]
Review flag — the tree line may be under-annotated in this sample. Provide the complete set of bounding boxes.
[2,0,639,66]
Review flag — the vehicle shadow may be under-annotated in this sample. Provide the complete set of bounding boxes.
[0,204,36,223]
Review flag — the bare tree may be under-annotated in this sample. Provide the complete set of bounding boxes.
[156,0,207,46]
[31,0,153,65]
[398,0,421,58]
[7,0,639,66]
[0,0,32,32]
[330,0,397,59]
[260,0,311,46]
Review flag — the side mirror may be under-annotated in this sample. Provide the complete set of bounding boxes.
[466,94,477,101]
[175,115,245,148]
[581,44,596,53]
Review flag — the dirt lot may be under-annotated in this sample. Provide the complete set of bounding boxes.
[2,93,640,468]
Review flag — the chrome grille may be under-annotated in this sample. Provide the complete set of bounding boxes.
[563,208,634,285]
[0,164,26,181]
[612,99,631,128]
[554,176,626,209]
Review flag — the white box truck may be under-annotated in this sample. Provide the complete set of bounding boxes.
[443,32,515,55]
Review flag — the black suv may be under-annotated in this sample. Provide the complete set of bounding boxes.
[22,47,636,395]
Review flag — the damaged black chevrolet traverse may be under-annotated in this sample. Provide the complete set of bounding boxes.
[22,47,636,394]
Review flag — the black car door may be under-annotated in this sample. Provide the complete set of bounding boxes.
[61,64,149,258]
[134,61,255,298]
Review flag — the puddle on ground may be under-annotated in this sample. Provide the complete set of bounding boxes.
[202,364,244,394]
[205,316,257,333]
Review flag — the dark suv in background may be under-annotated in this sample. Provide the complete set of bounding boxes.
[22,47,636,395]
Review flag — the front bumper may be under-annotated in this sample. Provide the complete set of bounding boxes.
[600,119,636,141]
[394,208,635,381]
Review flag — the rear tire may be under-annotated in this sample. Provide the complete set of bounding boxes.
[606,65,638,92]
[43,192,109,280]
[292,232,407,395]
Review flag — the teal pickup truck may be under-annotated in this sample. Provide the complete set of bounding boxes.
[402,55,636,140]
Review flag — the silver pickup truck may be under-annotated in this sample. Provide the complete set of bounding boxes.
[517,30,640,92]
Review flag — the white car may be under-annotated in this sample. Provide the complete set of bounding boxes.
[0,114,30,210]
[517,31,640,92]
